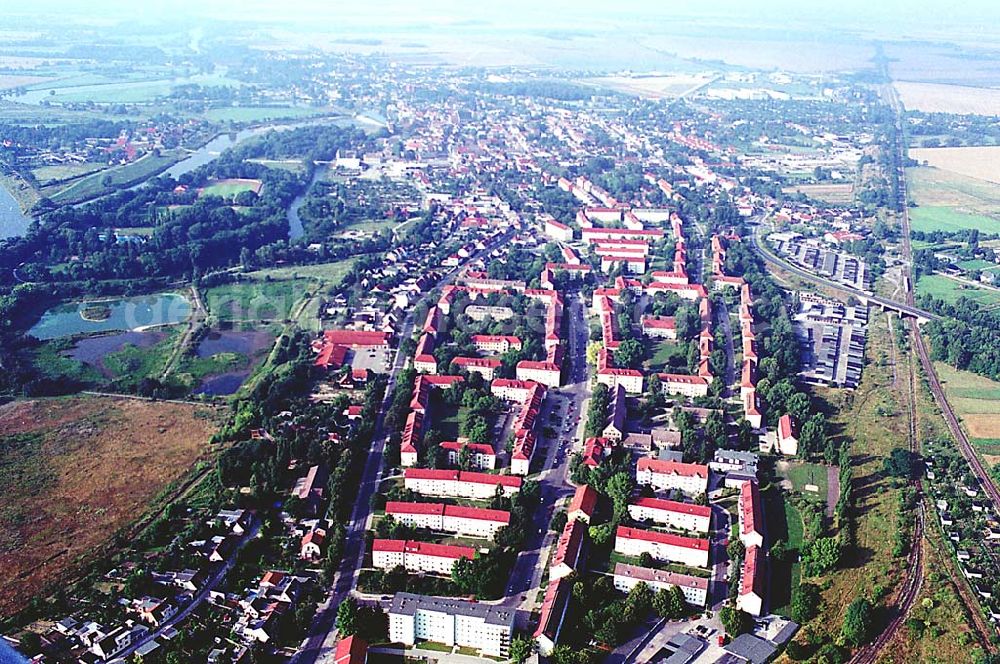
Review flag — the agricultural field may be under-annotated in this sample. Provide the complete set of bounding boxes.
[908,206,999,234]
[910,146,1000,185]
[199,178,263,199]
[204,279,312,323]
[907,166,1000,214]
[895,81,1000,115]
[0,396,220,617]
[934,361,1000,450]
[916,274,1000,307]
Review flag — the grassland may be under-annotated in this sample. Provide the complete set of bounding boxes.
[908,206,999,234]
[200,178,263,199]
[780,183,854,204]
[0,395,219,617]
[204,280,311,323]
[777,460,830,501]
[29,163,104,185]
[244,257,359,285]
[915,274,1000,307]
[47,152,181,204]
[643,338,687,372]
[781,312,910,657]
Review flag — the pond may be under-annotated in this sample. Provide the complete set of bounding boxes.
[196,329,274,358]
[28,293,191,340]
[193,370,252,396]
[63,330,167,377]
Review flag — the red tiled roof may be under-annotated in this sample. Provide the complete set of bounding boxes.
[616,526,709,551]
[632,496,711,518]
[636,458,709,479]
[569,484,598,518]
[740,480,764,539]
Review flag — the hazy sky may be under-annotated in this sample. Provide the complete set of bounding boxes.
[8,0,1000,37]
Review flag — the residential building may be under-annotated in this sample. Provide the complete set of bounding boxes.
[516,360,562,388]
[777,414,799,456]
[388,593,514,658]
[440,441,497,470]
[657,373,710,398]
[568,484,598,523]
[614,526,710,568]
[636,458,710,496]
[628,497,711,533]
[534,578,571,656]
[385,502,510,539]
[739,480,765,549]
[403,468,521,500]
[612,563,709,607]
[372,540,475,576]
[737,545,765,616]
[550,519,587,581]
[642,316,678,339]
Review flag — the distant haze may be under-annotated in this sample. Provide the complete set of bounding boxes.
[5,0,1000,42]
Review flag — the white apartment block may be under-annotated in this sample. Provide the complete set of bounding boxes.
[403,469,521,500]
[371,540,474,576]
[388,593,514,658]
[385,502,510,540]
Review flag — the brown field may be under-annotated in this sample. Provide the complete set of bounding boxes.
[0,396,220,617]
[909,147,1000,185]
[964,415,1000,439]
[895,81,1000,116]
[781,183,854,204]
[907,166,1000,212]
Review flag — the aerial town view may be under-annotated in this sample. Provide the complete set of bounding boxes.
[0,1,999,663]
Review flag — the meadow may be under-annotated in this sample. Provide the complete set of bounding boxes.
[204,279,312,323]
[0,396,218,617]
[47,152,181,204]
[916,274,1000,307]
[203,106,328,123]
[200,178,263,199]
[908,206,999,234]
[934,361,1000,444]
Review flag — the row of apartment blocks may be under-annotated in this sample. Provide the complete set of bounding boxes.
[491,377,547,475]
[400,374,464,467]
[737,479,767,616]
[535,484,595,656]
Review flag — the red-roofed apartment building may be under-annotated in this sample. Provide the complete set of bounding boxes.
[628,497,711,533]
[737,544,765,616]
[614,526,710,568]
[372,539,475,575]
[534,578,571,656]
[568,484,598,523]
[738,480,765,549]
[403,468,521,500]
[612,563,709,607]
[636,458,709,496]
[385,502,511,539]
[642,315,677,340]
[777,413,799,456]
[550,519,588,581]
[439,441,497,470]
[334,635,368,664]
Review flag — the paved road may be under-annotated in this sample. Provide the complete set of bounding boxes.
[503,292,592,619]
[293,234,512,664]
[109,520,262,663]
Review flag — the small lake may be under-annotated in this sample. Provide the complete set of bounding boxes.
[196,329,274,358]
[63,330,167,376]
[0,181,31,239]
[28,293,191,340]
[194,370,251,396]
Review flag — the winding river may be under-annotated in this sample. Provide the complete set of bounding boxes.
[0,181,32,239]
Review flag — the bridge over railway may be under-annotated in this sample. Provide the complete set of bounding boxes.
[749,226,941,324]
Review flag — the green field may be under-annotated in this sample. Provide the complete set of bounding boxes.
[103,333,179,383]
[30,162,104,185]
[957,259,1000,272]
[203,106,329,123]
[644,338,687,371]
[204,280,311,322]
[200,178,262,199]
[934,361,1000,446]
[778,460,830,503]
[916,274,1000,306]
[245,257,359,284]
[909,206,1000,233]
[48,152,180,203]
